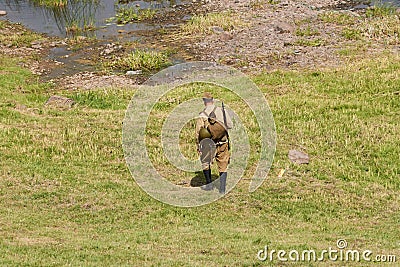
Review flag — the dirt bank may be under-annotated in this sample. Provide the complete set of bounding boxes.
[177,0,394,71]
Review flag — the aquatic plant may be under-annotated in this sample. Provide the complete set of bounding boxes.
[114,6,156,24]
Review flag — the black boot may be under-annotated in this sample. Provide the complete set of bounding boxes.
[219,172,227,194]
[201,169,213,191]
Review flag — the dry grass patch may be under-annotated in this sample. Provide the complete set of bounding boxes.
[181,11,247,35]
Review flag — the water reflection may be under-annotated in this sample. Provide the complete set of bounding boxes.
[0,0,186,38]
[1,0,100,37]
[49,0,99,37]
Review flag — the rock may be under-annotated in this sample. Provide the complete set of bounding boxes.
[126,70,142,75]
[212,26,224,33]
[288,149,309,164]
[102,48,114,55]
[15,104,27,111]
[100,43,123,56]
[31,44,43,49]
[45,95,75,109]
[0,10,7,16]
[273,21,294,34]
[220,33,233,41]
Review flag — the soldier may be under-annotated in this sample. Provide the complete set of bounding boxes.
[195,92,233,194]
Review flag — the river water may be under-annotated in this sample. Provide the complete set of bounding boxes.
[0,0,189,39]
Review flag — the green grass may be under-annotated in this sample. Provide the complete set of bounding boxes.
[104,49,170,72]
[295,26,320,37]
[341,28,361,40]
[181,12,246,35]
[0,25,44,47]
[0,20,6,29]
[1,46,400,266]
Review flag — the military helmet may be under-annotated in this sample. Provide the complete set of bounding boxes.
[199,127,212,141]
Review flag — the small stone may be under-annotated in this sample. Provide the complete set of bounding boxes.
[31,44,43,49]
[102,48,114,55]
[288,149,309,164]
[45,95,75,109]
[0,10,7,16]
[273,21,294,34]
[31,40,43,45]
[126,70,142,75]
[212,26,224,33]
[220,33,233,41]
[15,104,27,110]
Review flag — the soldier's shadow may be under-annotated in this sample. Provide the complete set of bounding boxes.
[190,171,219,187]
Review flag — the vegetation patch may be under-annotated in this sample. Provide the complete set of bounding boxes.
[68,88,133,110]
[294,38,325,47]
[0,23,44,48]
[249,0,279,9]
[318,11,357,25]
[295,26,320,37]
[181,11,246,35]
[31,0,67,8]
[361,13,400,44]
[112,6,156,24]
[104,49,170,72]
[365,2,397,18]
[320,4,400,45]
[341,27,362,40]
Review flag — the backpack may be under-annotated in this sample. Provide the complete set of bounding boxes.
[201,107,227,142]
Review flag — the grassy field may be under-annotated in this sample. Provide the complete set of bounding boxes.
[1,23,400,267]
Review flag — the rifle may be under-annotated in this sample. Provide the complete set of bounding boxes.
[221,102,230,150]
